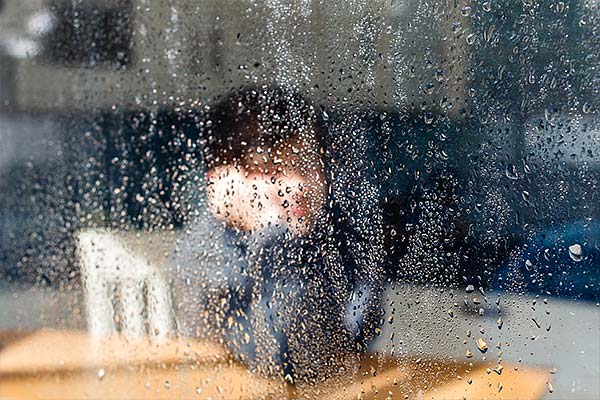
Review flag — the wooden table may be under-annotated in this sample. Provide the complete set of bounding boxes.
[0,330,551,399]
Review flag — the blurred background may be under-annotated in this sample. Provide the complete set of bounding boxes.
[0,0,598,398]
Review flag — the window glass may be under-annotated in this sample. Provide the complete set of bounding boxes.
[0,1,598,399]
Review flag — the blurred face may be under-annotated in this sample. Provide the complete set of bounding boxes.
[206,130,325,236]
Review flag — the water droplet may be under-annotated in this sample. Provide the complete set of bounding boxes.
[466,33,476,45]
[482,1,492,12]
[435,69,445,82]
[528,70,536,84]
[424,112,434,124]
[466,349,473,358]
[549,367,557,374]
[465,284,475,293]
[498,64,506,80]
[421,82,435,95]
[476,338,488,353]
[494,364,504,375]
[505,165,519,180]
[544,105,559,122]
[484,25,495,43]
[440,96,449,108]
[568,244,582,262]
[497,317,503,329]
[196,387,202,395]
[97,368,106,381]
[582,101,593,114]
[547,380,554,393]
[461,6,472,16]
[555,2,565,13]
[451,20,462,33]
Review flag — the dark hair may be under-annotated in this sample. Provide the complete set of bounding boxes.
[203,86,323,169]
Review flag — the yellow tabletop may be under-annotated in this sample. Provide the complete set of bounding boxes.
[0,330,551,399]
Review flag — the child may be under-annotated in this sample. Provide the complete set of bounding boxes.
[170,86,385,382]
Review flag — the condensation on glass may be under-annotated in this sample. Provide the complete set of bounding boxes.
[0,0,598,399]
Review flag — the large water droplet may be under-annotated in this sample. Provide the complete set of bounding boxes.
[476,338,488,353]
[568,244,582,262]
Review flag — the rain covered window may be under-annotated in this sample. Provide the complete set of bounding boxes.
[0,1,598,399]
